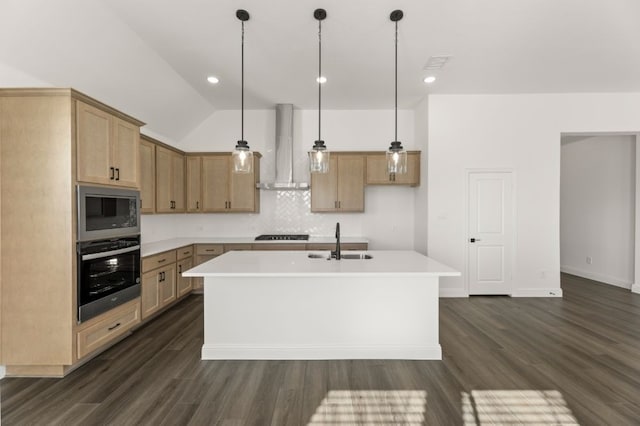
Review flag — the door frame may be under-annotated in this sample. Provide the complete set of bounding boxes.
[464,168,517,296]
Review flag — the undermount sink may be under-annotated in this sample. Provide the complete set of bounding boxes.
[307,253,373,260]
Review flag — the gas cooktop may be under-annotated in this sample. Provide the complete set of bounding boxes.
[255,234,310,241]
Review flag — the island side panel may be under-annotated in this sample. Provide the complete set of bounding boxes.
[201,275,441,360]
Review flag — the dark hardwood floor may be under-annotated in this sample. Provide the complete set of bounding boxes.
[2,274,639,425]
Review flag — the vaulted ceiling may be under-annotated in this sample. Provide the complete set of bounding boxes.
[1,0,639,142]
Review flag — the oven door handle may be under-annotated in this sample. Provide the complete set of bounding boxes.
[81,245,141,261]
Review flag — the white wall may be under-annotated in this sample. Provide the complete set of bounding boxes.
[428,93,640,297]
[560,135,636,288]
[142,108,418,249]
[413,97,429,255]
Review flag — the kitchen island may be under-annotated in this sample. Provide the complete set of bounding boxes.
[183,250,460,360]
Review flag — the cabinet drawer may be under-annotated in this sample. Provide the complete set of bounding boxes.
[176,245,193,260]
[77,300,140,359]
[253,243,307,251]
[223,244,253,252]
[142,250,177,272]
[196,244,224,256]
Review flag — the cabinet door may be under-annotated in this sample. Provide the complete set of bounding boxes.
[76,101,112,185]
[311,156,338,212]
[177,258,193,298]
[202,156,230,212]
[229,159,256,211]
[141,269,161,319]
[111,118,140,188]
[337,155,365,212]
[186,156,202,212]
[139,139,156,213]
[366,154,392,184]
[155,147,173,213]
[159,264,177,306]
[171,152,186,212]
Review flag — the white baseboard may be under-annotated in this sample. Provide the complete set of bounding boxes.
[632,283,640,294]
[561,265,632,289]
[201,344,442,360]
[439,288,468,298]
[0,365,6,379]
[511,288,563,297]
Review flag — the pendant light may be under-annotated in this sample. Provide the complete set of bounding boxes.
[232,9,253,174]
[386,9,407,174]
[309,8,330,174]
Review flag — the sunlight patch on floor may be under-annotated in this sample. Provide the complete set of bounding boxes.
[308,390,427,425]
[462,390,579,425]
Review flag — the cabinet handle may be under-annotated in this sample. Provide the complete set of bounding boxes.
[108,322,121,331]
[110,167,115,180]
[228,201,231,209]
[178,264,182,273]
[183,251,190,255]
[196,201,199,209]
[157,259,166,263]
[334,201,337,208]
[205,249,216,252]
[115,168,120,181]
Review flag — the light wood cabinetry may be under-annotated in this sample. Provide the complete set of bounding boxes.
[201,154,261,213]
[311,154,365,212]
[156,146,185,213]
[76,299,140,359]
[186,156,202,212]
[0,88,144,377]
[141,250,177,320]
[253,244,307,251]
[76,100,141,188]
[140,136,156,213]
[176,245,194,298]
[366,151,420,186]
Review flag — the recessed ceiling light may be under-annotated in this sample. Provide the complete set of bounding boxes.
[316,76,327,84]
[207,76,219,84]
[423,76,436,84]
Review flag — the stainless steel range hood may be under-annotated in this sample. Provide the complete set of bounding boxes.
[257,104,309,190]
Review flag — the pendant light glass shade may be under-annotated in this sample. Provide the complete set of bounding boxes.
[232,140,253,173]
[309,140,330,173]
[309,9,330,174]
[386,141,407,174]
[232,9,253,174]
[387,9,407,174]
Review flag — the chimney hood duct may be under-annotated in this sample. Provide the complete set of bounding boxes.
[257,104,309,190]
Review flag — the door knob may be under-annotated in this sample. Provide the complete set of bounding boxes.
[470,238,482,243]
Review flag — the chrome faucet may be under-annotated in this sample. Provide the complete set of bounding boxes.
[332,222,341,260]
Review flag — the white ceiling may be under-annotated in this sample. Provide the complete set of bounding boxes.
[2,0,640,141]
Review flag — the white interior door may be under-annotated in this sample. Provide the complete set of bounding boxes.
[468,172,514,295]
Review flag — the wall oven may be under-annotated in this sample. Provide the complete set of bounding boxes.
[77,235,141,322]
[77,185,140,242]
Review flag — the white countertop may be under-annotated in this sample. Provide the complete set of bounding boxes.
[183,250,460,277]
[141,236,368,257]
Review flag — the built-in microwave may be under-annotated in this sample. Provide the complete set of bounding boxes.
[77,185,140,242]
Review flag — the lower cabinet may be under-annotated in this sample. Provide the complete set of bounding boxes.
[177,257,193,298]
[76,299,141,359]
[141,263,176,319]
[193,244,224,291]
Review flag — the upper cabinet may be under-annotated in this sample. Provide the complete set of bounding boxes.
[186,156,202,213]
[201,154,261,213]
[311,154,365,212]
[76,100,141,188]
[139,137,156,213]
[366,151,420,186]
[156,146,185,213]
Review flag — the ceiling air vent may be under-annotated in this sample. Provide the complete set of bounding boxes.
[423,55,452,70]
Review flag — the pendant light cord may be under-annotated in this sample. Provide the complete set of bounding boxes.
[394,20,398,142]
[241,20,245,142]
[318,19,322,142]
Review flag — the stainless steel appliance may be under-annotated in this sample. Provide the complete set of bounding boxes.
[255,234,309,241]
[77,235,141,322]
[77,185,140,242]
